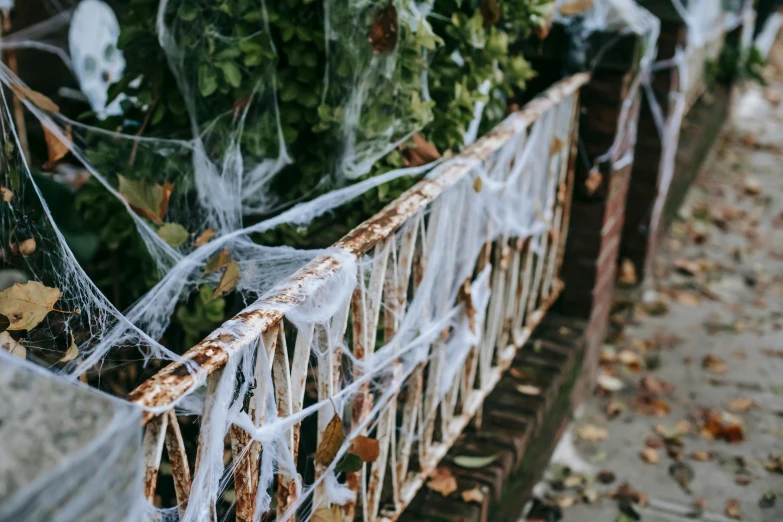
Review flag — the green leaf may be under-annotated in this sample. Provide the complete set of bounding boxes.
[157,223,189,247]
[151,102,167,126]
[218,62,242,88]
[334,453,363,473]
[198,65,218,97]
[178,4,198,21]
[452,454,498,469]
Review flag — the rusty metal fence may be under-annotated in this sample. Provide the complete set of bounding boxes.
[129,73,589,522]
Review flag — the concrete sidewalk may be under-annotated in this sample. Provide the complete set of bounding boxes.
[528,44,783,522]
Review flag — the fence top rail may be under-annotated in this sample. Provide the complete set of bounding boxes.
[127,72,590,422]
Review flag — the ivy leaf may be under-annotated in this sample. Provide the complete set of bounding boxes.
[334,453,363,473]
[315,412,345,466]
[60,332,79,363]
[157,223,189,247]
[0,281,62,331]
[204,249,230,275]
[0,331,26,359]
[212,260,240,299]
[42,124,72,171]
[194,228,216,247]
[118,176,173,224]
[198,65,218,97]
[453,454,498,468]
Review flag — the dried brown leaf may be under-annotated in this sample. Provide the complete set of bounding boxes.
[11,83,60,112]
[17,238,36,256]
[559,0,595,16]
[640,447,659,464]
[194,228,216,247]
[212,260,240,299]
[725,398,758,412]
[427,467,458,496]
[42,124,72,171]
[726,498,742,520]
[702,354,727,374]
[403,133,440,167]
[349,435,379,463]
[460,486,485,504]
[1,187,13,202]
[118,176,173,224]
[691,451,711,462]
[0,281,62,331]
[576,424,607,441]
[315,413,345,466]
[584,167,602,195]
[0,331,25,359]
[205,249,230,275]
[60,332,79,363]
[617,259,638,285]
[368,4,398,55]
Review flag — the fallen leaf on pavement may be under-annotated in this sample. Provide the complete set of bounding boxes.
[669,462,694,492]
[725,398,758,412]
[726,498,742,520]
[691,451,711,462]
[640,375,671,395]
[576,424,608,441]
[702,353,727,374]
[632,396,671,417]
[765,454,783,474]
[610,483,649,507]
[640,447,659,464]
[606,399,624,419]
[597,372,625,392]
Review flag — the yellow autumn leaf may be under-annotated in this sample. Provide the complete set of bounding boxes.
[60,332,79,363]
[212,260,240,299]
[204,249,230,275]
[0,281,62,331]
[315,412,345,466]
[194,228,216,247]
[157,223,190,248]
[0,331,26,358]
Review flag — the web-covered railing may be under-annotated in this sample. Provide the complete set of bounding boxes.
[129,73,588,522]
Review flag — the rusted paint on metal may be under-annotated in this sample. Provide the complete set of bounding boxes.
[163,409,191,517]
[128,73,588,421]
[142,413,168,502]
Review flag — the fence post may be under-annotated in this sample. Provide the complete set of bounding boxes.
[619,1,688,284]
[523,24,646,399]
